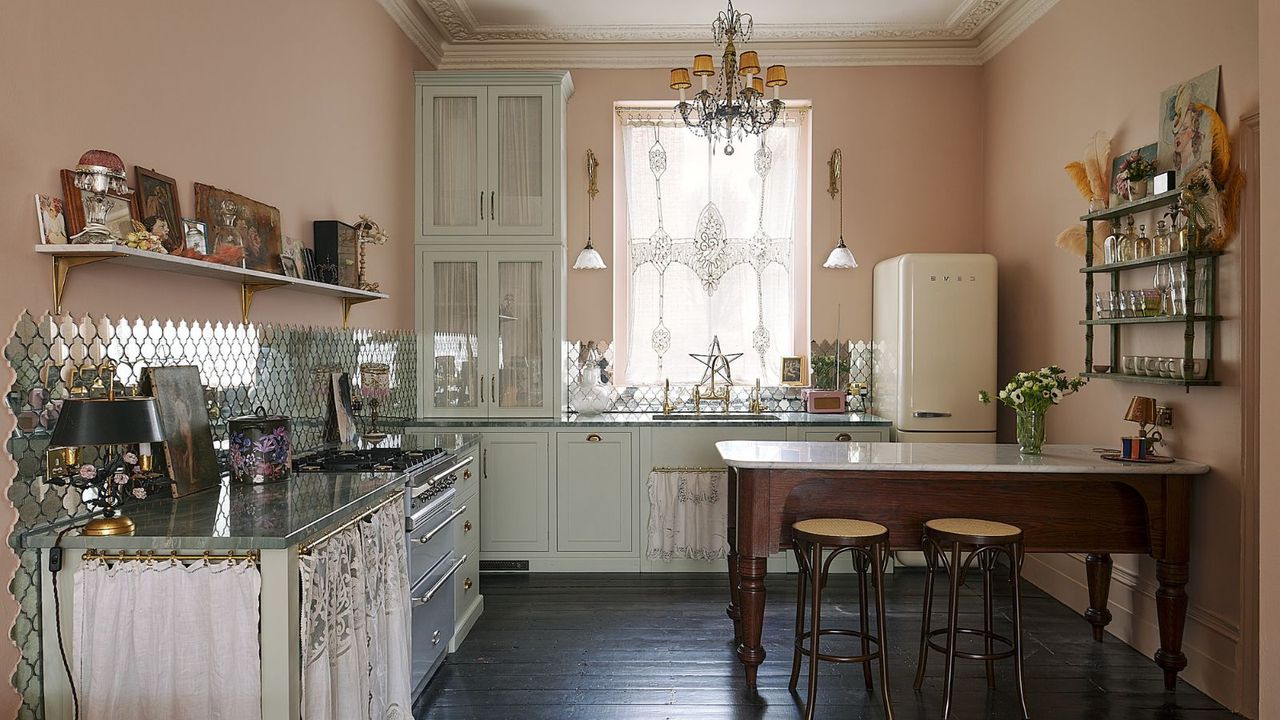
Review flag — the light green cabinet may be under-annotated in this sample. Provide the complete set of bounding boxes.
[479,432,549,553]
[556,431,634,553]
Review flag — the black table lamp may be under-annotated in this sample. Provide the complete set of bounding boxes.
[48,395,166,536]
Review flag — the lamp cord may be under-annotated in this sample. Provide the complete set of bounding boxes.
[51,523,86,720]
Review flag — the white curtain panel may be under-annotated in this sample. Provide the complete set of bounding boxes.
[647,470,730,561]
[497,96,543,227]
[620,111,803,384]
[432,260,480,406]
[301,501,413,720]
[74,559,262,720]
[432,96,478,227]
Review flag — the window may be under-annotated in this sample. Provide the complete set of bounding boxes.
[614,106,810,385]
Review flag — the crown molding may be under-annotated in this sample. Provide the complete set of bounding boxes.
[388,0,1059,69]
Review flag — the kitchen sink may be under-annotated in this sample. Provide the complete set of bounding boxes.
[651,413,781,421]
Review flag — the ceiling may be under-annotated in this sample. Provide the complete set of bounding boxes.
[378,0,1059,68]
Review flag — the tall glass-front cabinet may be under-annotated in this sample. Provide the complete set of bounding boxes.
[415,72,572,418]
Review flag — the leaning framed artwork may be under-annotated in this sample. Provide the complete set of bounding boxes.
[1156,66,1220,183]
[139,365,219,498]
[135,166,183,253]
[193,182,283,273]
[780,356,809,387]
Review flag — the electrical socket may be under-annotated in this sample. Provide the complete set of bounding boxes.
[1156,405,1173,427]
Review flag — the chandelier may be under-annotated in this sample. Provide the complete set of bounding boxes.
[668,0,788,155]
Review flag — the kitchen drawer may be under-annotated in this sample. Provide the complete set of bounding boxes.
[410,555,461,693]
[453,550,481,623]
[409,501,465,587]
[800,428,888,443]
[455,499,480,552]
[453,452,479,500]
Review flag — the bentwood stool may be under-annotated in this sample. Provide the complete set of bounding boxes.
[913,518,1031,720]
[790,518,894,720]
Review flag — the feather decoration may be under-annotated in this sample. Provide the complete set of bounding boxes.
[1196,102,1231,186]
[1054,224,1091,257]
[1088,131,1112,202]
[1215,169,1245,249]
[1064,162,1092,201]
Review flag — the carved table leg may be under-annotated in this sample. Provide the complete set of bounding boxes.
[1084,553,1114,641]
[726,546,742,645]
[1155,560,1189,690]
[736,554,768,689]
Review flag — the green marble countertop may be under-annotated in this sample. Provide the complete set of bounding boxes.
[406,411,891,428]
[21,432,480,551]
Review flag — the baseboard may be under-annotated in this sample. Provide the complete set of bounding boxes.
[449,594,484,653]
[1022,554,1241,712]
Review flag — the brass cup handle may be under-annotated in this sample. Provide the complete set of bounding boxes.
[464,577,473,591]
[463,520,472,533]
[835,433,852,442]
[463,469,472,480]
[587,433,602,443]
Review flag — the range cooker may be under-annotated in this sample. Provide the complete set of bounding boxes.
[293,444,469,693]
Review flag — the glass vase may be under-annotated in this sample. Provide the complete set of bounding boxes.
[1015,408,1047,455]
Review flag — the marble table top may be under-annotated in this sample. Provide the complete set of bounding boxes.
[715,442,1210,475]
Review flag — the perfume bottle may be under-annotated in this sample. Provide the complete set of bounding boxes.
[1153,219,1172,256]
[1135,224,1152,259]
[1102,221,1120,265]
[1119,216,1137,263]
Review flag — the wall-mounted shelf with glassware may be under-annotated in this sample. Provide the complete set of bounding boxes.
[35,244,387,326]
[1079,199,1222,391]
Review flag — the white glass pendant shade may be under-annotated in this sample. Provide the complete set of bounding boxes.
[573,242,607,270]
[822,238,857,269]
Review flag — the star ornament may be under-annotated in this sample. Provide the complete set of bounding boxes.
[689,335,742,387]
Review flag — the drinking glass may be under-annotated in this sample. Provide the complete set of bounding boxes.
[1153,262,1172,316]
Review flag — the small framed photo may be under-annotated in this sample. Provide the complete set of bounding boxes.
[780,356,809,386]
[135,166,183,253]
[180,218,209,254]
[281,255,300,278]
[35,194,68,245]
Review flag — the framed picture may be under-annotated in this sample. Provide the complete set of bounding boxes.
[35,194,68,245]
[281,255,300,278]
[139,365,219,498]
[135,166,183,252]
[180,218,209,254]
[780,356,809,386]
[1110,144,1158,205]
[193,182,282,272]
[280,235,304,278]
[60,169,138,241]
[1157,66,1220,183]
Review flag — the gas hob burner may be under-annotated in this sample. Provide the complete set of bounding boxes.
[293,447,444,474]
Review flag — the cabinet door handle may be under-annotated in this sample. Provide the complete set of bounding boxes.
[463,520,472,533]
[463,577,473,592]
[479,191,484,220]
[479,373,485,403]
[586,433,602,442]
[913,411,952,418]
[835,433,852,442]
[491,375,496,403]
[463,469,472,480]
[490,191,495,220]
[482,448,488,479]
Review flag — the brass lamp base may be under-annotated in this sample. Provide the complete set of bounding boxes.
[83,515,136,536]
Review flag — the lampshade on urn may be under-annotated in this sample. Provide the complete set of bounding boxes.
[1124,395,1157,430]
[70,149,133,243]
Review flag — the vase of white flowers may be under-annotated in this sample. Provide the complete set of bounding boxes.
[979,365,1087,455]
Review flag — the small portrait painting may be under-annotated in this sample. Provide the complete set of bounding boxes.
[135,167,183,253]
[139,365,219,498]
[35,194,68,245]
[1157,67,1220,183]
[181,218,209,254]
[780,356,808,387]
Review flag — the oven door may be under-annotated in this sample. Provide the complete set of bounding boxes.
[407,496,465,587]
[410,553,463,693]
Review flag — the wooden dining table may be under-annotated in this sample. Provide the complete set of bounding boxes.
[715,441,1210,691]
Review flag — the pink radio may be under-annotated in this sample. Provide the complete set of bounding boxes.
[802,389,847,414]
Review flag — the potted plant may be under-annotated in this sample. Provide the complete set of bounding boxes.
[979,365,1088,455]
[1118,150,1157,201]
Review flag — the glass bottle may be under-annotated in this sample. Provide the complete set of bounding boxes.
[1102,221,1120,265]
[1119,216,1137,263]
[1135,224,1152,259]
[1153,219,1171,256]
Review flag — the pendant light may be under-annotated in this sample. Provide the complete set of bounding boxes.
[572,149,607,271]
[822,148,858,269]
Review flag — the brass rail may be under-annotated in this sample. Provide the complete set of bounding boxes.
[298,490,405,555]
[82,549,260,564]
[651,466,727,473]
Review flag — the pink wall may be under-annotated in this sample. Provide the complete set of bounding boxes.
[983,0,1258,710]
[0,1,428,714]
[1255,0,1280,715]
[564,66,986,343]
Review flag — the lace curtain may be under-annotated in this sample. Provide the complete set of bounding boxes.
[432,261,479,409]
[74,559,262,720]
[647,470,730,561]
[496,259,544,408]
[301,502,412,720]
[619,109,806,385]
[432,97,478,227]
[497,96,543,227]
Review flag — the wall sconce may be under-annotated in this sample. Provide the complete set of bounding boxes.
[822,149,857,269]
[572,149,607,271]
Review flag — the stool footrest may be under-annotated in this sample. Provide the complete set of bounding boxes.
[794,628,882,664]
[924,626,1016,661]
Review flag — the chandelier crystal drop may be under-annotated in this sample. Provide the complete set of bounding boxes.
[668,0,787,156]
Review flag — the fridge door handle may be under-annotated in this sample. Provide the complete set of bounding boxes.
[912,411,953,418]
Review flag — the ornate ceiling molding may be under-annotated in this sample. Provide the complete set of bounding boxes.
[386,0,1059,69]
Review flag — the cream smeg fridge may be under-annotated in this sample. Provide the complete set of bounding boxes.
[872,253,997,443]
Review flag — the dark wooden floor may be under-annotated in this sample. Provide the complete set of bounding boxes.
[414,571,1238,719]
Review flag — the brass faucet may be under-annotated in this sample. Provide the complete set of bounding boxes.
[749,379,762,415]
[661,379,674,415]
[693,383,730,414]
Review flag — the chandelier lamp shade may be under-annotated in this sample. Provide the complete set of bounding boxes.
[668,0,787,155]
[822,149,858,270]
[572,148,607,271]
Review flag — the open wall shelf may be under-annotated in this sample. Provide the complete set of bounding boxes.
[35,244,387,327]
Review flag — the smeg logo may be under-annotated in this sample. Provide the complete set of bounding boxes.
[928,274,979,283]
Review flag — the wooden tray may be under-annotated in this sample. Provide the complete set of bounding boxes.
[1099,452,1176,464]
